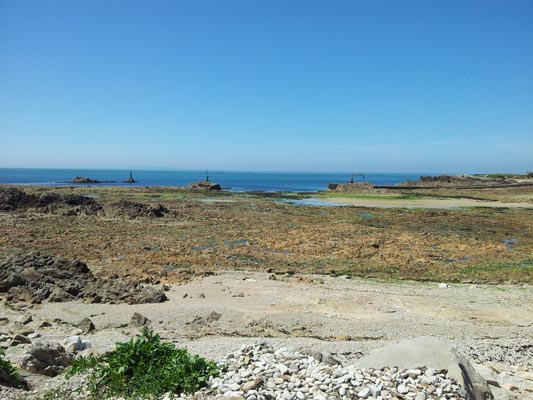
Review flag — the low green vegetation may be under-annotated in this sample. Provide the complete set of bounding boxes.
[476,173,531,179]
[0,349,24,389]
[316,192,424,200]
[67,328,218,399]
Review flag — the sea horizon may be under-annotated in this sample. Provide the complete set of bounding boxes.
[0,168,442,192]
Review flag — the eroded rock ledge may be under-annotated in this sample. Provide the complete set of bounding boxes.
[0,252,167,304]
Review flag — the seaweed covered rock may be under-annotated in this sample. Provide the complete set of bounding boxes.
[105,200,168,218]
[0,187,101,214]
[187,180,222,191]
[0,252,168,305]
[0,188,32,211]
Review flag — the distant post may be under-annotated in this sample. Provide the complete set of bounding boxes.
[205,170,209,182]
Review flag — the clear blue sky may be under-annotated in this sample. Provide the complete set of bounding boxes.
[1,0,531,173]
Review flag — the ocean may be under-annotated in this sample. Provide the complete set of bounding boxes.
[0,168,432,192]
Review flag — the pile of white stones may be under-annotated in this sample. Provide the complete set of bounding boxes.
[180,342,468,400]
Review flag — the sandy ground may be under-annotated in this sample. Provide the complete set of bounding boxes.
[2,272,533,398]
[4,272,532,364]
[319,197,533,209]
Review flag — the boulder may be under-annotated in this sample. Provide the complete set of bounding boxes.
[21,343,73,377]
[9,334,31,346]
[130,312,151,327]
[15,315,32,325]
[355,336,492,400]
[63,336,91,353]
[76,318,95,333]
[9,322,34,336]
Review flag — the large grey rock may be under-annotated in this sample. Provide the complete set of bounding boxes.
[21,343,73,377]
[355,336,492,400]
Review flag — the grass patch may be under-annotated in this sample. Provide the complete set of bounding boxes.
[455,260,533,281]
[0,349,24,389]
[316,192,424,200]
[67,328,218,399]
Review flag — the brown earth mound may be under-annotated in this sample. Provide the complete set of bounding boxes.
[0,252,167,304]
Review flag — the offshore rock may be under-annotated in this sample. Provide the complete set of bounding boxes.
[187,180,222,191]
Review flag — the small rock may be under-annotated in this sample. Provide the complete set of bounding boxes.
[358,387,371,398]
[438,283,448,288]
[415,393,426,400]
[10,334,32,346]
[9,322,34,336]
[39,321,52,328]
[131,312,151,327]
[63,336,90,353]
[27,333,41,340]
[397,384,409,394]
[16,315,33,325]
[76,317,95,333]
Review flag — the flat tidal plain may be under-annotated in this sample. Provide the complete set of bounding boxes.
[1,185,532,284]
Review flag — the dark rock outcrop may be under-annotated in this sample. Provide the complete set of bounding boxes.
[104,200,168,218]
[187,180,222,191]
[69,176,102,184]
[0,252,168,305]
[0,188,101,214]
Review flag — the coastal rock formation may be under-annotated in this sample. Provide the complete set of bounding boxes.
[104,200,168,218]
[396,174,533,187]
[0,252,168,304]
[0,187,100,214]
[69,176,103,184]
[187,180,222,190]
[327,182,376,192]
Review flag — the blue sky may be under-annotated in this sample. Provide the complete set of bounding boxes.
[0,0,531,173]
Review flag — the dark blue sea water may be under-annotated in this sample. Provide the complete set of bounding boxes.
[0,168,432,192]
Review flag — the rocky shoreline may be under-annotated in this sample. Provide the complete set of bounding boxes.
[1,267,532,399]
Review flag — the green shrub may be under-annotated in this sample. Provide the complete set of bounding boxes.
[0,348,24,389]
[67,328,218,399]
